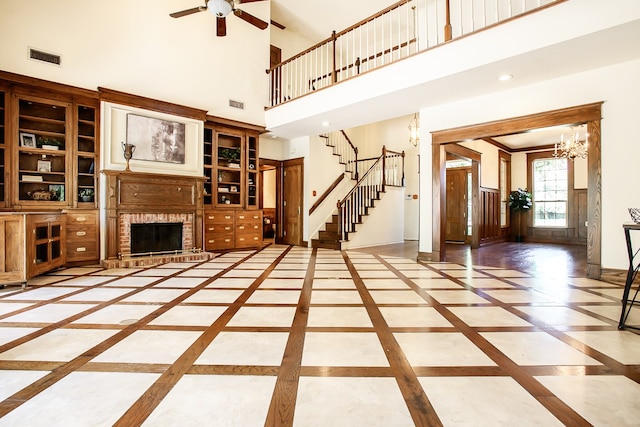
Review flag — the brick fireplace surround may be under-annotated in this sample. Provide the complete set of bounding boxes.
[102,170,213,268]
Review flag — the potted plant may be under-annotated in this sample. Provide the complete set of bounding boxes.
[79,188,94,202]
[508,188,532,242]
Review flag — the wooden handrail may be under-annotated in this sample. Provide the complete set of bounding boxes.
[338,154,383,210]
[309,173,345,215]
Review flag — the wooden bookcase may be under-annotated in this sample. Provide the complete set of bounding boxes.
[203,120,263,251]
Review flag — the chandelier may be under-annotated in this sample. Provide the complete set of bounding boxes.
[408,113,420,147]
[553,126,588,160]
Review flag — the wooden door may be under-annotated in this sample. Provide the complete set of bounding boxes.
[270,45,282,105]
[446,168,467,242]
[282,159,303,246]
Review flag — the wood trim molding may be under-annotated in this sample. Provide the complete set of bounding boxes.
[98,87,208,121]
[432,102,603,144]
[206,115,266,133]
[0,70,98,103]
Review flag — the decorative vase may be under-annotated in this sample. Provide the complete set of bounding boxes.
[121,142,136,171]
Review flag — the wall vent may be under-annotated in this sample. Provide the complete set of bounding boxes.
[229,99,244,110]
[29,48,61,66]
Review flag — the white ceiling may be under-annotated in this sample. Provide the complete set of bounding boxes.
[270,0,393,44]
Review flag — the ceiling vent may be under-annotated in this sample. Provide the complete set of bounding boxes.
[29,48,61,66]
[229,99,244,110]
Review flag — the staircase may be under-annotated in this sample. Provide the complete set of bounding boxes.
[321,130,359,179]
[312,146,404,250]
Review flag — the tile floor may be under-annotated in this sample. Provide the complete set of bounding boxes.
[0,245,639,426]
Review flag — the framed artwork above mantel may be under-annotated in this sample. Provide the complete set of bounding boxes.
[101,101,204,177]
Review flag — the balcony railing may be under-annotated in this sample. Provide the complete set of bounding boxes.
[267,0,563,107]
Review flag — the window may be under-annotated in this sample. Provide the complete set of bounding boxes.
[532,157,568,227]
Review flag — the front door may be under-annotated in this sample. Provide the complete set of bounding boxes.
[446,168,468,242]
[282,158,303,245]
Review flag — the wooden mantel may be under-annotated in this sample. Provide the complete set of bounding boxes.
[102,170,206,261]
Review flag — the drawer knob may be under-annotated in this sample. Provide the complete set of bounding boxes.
[76,217,86,222]
[225,226,231,230]
[76,231,86,236]
[238,226,245,230]
[76,247,86,252]
[208,215,215,220]
[224,215,232,219]
[224,238,231,242]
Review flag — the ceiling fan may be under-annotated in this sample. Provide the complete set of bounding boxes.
[170,0,268,37]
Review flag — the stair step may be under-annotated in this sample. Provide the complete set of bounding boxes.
[311,239,342,250]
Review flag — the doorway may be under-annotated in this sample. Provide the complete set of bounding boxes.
[282,158,304,246]
[431,102,602,278]
[445,167,470,243]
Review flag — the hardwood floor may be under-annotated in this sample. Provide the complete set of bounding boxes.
[354,241,588,277]
[0,243,638,426]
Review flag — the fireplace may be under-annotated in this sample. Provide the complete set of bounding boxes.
[102,170,212,268]
[119,212,193,258]
[131,222,183,255]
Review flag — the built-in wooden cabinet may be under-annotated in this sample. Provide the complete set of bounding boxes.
[0,72,100,265]
[0,212,65,287]
[203,120,263,250]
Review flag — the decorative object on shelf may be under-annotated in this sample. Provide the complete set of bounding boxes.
[49,184,65,202]
[218,172,223,182]
[554,126,588,160]
[27,189,56,201]
[219,147,241,162]
[508,188,532,242]
[37,159,51,173]
[37,136,63,150]
[79,188,94,202]
[408,113,420,147]
[122,142,136,171]
[628,208,640,224]
[19,132,36,148]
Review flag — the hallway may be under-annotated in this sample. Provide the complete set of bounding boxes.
[0,244,638,426]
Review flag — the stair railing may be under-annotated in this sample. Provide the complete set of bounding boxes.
[323,130,359,179]
[266,0,563,107]
[336,146,405,241]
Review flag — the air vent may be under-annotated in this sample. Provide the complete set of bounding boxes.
[229,99,244,110]
[29,48,61,66]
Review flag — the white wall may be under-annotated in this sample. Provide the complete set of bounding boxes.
[420,58,640,270]
[0,0,270,126]
[263,169,276,209]
[459,140,499,189]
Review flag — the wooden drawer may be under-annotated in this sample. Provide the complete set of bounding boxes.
[205,210,235,225]
[235,232,262,248]
[66,240,99,261]
[235,211,262,224]
[66,211,97,226]
[204,223,234,234]
[205,233,235,251]
[66,226,97,243]
[236,222,261,233]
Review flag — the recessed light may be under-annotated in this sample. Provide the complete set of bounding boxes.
[322,121,330,127]
[498,74,513,81]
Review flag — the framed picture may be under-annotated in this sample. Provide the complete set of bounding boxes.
[20,132,36,148]
[37,160,51,173]
[49,184,64,202]
[126,114,186,164]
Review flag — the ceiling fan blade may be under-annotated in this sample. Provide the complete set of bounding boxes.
[237,0,268,3]
[169,6,206,18]
[217,16,227,37]
[233,9,268,30]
